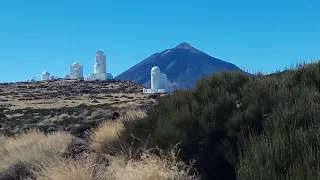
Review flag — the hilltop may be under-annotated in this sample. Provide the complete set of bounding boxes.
[0,79,157,137]
[115,42,246,90]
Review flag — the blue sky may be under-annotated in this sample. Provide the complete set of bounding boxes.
[0,0,319,82]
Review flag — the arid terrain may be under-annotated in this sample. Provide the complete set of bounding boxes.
[0,79,197,180]
[0,79,158,137]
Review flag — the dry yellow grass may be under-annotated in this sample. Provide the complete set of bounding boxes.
[0,134,7,143]
[31,157,107,180]
[89,109,198,180]
[0,109,198,180]
[90,120,124,153]
[105,149,199,180]
[90,109,147,153]
[118,109,147,122]
[32,150,198,180]
[0,80,187,179]
[0,130,73,177]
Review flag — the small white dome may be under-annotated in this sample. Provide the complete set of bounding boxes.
[64,73,70,79]
[96,50,104,56]
[151,66,161,74]
[30,78,36,82]
[42,71,50,75]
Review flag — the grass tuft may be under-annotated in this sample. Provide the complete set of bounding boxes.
[90,109,147,154]
[0,129,73,179]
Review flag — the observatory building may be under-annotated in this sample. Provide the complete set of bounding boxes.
[64,73,71,80]
[41,71,56,81]
[143,66,169,94]
[41,71,50,81]
[84,51,113,81]
[49,75,55,81]
[70,62,84,79]
[27,77,36,83]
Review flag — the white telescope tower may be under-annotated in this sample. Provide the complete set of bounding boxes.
[143,66,169,94]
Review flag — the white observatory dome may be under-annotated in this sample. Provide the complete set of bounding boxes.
[30,77,36,83]
[73,62,80,66]
[151,66,161,74]
[42,71,50,75]
[49,75,55,80]
[96,50,104,56]
[41,71,50,81]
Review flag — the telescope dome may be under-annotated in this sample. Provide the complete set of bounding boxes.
[30,77,36,83]
[151,66,161,74]
[49,75,55,80]
[73,62,80,66]
[96,50,104,56]
[42,71,50,75]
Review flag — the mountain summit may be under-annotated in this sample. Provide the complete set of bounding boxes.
[174,42,202,54]
[115,42,246,90]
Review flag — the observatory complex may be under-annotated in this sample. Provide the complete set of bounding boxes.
[143,66,169,93]
[41,71,56,81]
[84,51,113,81]
[70,62,84,79]
[30,50,168,94]
[36,50,112,82]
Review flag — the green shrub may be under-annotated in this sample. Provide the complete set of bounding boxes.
[238,85,320,180]
[119,61,320,180]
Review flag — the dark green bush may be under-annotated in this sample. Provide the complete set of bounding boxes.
[238,85,320,180]
[119,61,320,180]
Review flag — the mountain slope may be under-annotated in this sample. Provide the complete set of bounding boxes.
[115,42,246,90]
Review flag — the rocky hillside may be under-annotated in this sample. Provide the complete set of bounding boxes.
[115,42,247,90]
[0,79,158,137]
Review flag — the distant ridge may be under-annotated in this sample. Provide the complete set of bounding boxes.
[115,42,247,90]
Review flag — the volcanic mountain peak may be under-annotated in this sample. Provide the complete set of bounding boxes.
[116,42,247,90]
[173,42,202,53]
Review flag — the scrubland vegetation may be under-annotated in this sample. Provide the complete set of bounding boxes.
[0,61,319,180]
[0,110,198,180]
[119,61,320,180]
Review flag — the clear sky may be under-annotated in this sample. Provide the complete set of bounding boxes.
[0,0,319,82]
